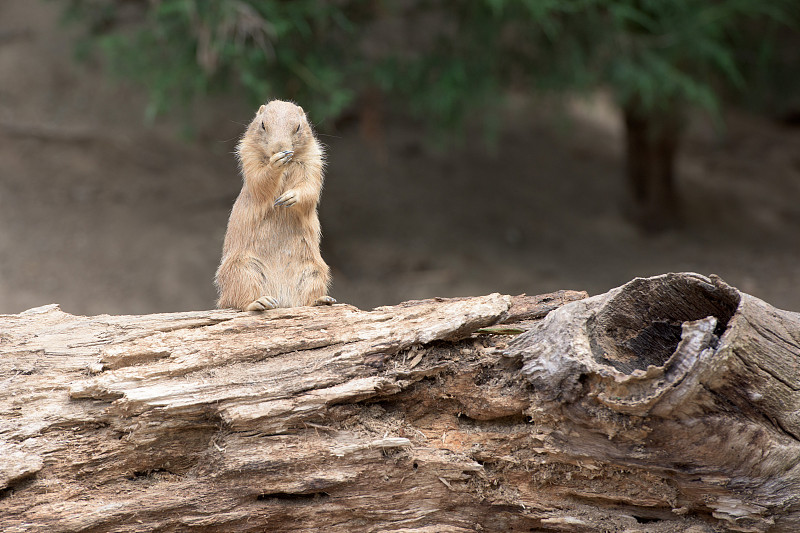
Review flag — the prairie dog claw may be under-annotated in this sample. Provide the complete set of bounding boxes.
[269,150,294,166]
[313,296,337,306]
[274,189,298,207]
[245,296,279,311]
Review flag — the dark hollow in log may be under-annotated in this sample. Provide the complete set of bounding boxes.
[1,274,799,532]
[587,274,740,372]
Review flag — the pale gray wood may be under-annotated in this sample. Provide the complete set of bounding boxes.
[1,277,797,533]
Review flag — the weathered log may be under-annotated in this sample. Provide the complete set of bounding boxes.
[1,273,798,532]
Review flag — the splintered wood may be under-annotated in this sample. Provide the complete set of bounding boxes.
[1,277,799,532]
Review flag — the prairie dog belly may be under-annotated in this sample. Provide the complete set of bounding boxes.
[254,218,325,307]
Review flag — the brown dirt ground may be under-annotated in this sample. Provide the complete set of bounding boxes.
[1,1,799,316]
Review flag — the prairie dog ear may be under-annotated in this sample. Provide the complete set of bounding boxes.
[258,104,266,114]
[297,106,305,115]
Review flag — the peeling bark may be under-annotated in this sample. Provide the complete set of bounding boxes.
[1,275,799,532]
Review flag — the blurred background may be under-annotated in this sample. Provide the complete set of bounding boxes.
[0,0,798,315]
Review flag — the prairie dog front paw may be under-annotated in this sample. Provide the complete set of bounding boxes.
[269,150,294,166]
[274,189,298,207]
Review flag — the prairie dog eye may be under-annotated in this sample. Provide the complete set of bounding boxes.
[261,121,266,131]
[294,123,301,134]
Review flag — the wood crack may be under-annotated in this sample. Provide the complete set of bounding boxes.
[3,279,800,532]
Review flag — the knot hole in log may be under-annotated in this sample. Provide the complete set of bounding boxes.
[588,273,741,373]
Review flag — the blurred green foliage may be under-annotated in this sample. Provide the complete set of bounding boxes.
[62,0,371,123]
[61,0,797,129]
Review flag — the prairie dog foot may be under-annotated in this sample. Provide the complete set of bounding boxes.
[313,296,337,306]
[245,296,279,311]
[269,150,294,166]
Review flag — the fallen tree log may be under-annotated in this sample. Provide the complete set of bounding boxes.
[1,273,799,532]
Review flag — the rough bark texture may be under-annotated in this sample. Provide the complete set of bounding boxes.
[1,273,799,532]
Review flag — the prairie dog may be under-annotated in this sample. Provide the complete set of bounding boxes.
[215,100,334,311]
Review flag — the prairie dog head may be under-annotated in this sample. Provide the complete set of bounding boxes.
[239,100,315,164]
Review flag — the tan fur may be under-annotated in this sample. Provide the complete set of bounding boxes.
[215,100,331,310]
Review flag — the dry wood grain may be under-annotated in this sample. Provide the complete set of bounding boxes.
[1,277,798,533]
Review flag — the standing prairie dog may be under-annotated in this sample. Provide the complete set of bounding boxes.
[215,100,335,311]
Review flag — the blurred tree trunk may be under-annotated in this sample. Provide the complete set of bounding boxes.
[2,275,800,532]
[358,85,388,163]
[623,103,683,232]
